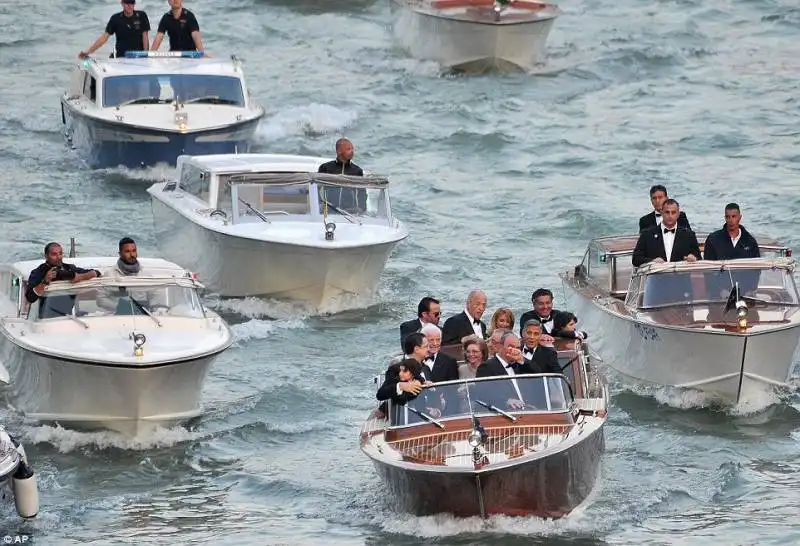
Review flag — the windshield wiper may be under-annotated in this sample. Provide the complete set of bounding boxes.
[237,197,271,223]
[117,97,170,106]
[473,399,518,422]
[184,95,239,105]
[128,295,162,327]
[406,406,445,429]
[321,199,361,225]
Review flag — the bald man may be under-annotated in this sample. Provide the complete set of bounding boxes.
[318,138,366,213]
[441,290,488,345]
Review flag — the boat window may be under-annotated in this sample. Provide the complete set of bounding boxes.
[316,184,388,219]
[36,284,205,320]
[84,76,96,102]
[587,244,610,289]
[179,163,208,202]
[386,375,573,428]
[612,256,634,293]
[233,183,311,219]
[102,74,245,108]
[638,268,799,309]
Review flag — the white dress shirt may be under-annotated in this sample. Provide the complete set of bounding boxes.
[662,225,676,262]
[654,212,662,226]
[464,308,483,338]
[730,229,741,247]
[496,355,523,400]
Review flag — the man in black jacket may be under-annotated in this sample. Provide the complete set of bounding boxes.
[703,203,760,261]
[441,290,487,345]
[318,138,366,213]
[633,199,701,268]
[399,296,440,348]
[25,242,101,318]
[639,184,692,232]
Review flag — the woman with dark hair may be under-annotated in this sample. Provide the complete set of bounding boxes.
[551,311,588,340]
[458,337,488,379]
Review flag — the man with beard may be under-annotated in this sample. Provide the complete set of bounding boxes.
[96,237,161,313]
[25,242,101,318]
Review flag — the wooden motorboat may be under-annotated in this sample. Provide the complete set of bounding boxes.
[390,0,562,72]
[361,340,607,518]
[561,234,799,404]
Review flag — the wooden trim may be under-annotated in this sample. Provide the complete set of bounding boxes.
[385,412,572,442]
[431,0,549,9]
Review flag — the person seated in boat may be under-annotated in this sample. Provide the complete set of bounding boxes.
[376,359,438,425]
[79,0,151,60]
[488,307,514,336]
[151,0,204,53]
[317,138,367,214]
[96,238,167,314]
[638,184,692,232]
[441,290,488,345]
[486,328,508,358]
[550,311,587,341]
[459,337,488,379]
[475,332,537,411]
[399,296,441,349]
[25,242,101,319]
[419,324,459,383]
[517,288,557,346]
[520,320,561,375]
[401,332,431,379]
[633,199,701,269]
[703,203,760,262]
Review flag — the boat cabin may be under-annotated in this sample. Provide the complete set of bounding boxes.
[169,154,399,228]
[575,234,792,300]
[64,51,253,110]
[0,258,206,323]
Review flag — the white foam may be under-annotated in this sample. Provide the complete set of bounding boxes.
[99,163,177,182]
[22,423,198,452]
[256,103,358,142]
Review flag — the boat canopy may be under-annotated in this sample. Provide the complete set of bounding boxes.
[384,374,574,429]
[225,172,390,188]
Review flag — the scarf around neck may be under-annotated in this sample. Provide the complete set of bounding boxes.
[117,258,140,275]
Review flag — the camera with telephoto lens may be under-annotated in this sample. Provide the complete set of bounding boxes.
[53,265,76,282]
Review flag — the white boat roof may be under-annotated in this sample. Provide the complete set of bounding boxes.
[179,153,335,174]
[89,57,243,78]
[636,257,796,275]
[10,257,188,279]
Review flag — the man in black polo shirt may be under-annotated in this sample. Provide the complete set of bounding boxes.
[151,0,204,52]
[79,0,151,59]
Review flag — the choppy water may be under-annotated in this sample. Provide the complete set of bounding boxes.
[1,0,800,543]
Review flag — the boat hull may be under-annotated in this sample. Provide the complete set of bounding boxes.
[371,425,604,518]
[61,100,261,169]
[562,282,800,404]
[150,198,402,306]
[0,335,222,435]
[390,0,557,71]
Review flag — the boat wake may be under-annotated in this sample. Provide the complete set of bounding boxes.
[21,423,199,453]
[255,103,358,142]
[97,163,177,184]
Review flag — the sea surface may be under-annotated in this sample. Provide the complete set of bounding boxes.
[1,0,800,543]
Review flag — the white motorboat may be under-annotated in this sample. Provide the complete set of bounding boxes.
[0,426,38,519]
[146,153,409,308]
[561,234,800,405]
[390,0,562,72]
[60,51,265,168]
[0,257,234,435]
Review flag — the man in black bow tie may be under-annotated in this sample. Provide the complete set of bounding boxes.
[476,332,533,410]
[638,185,692,232]
[419,323,459,383]
[633,199,701,268]
[517,288,558,345]
[520,320,561,375]
[441,290,488,345]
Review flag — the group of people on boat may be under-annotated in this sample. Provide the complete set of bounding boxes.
[376,288,588,422]
[78,0,204,59]
[634,184,760,267]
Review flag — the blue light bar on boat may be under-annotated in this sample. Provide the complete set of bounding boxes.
[124,51,205,59]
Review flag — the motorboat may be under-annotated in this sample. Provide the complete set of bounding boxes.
[146,153,409,308]
[361,340,607,518]
[60,51,265,169]
[0,256,234,435]
[390,0,562,72]
[0,426,38,519]
[561,234,799,405]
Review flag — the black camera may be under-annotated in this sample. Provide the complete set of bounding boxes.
[53,266,76,282]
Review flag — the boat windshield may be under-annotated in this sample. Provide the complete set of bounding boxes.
[633,267,800,309]
[36,284,205,321]
[102,74,245,108]
[317,183,388,219]
[385,374,573,428]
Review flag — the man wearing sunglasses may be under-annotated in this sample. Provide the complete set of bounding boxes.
[399,296,441,349]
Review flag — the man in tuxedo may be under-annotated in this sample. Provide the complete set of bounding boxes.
[399,296,440,349]
[419,323,459,383]
[376,359,440,425]
[638,184,692,232]
[487,328,509,358]
[475,332,535,410]
[441,290,487,345]
[520,320,562,375]
[517,288,557,346]
[633,199,701,268]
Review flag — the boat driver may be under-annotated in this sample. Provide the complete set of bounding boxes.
[79,0,151,59]
[317,138,368,214]
[25,242,101,319]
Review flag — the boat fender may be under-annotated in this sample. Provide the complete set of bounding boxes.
[61,102,66,125]
[12,460,38,518]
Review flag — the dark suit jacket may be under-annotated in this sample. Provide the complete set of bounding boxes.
[442,311,486,345]
[422,352,459,383]
[399,318,421,348]
[523,346,562,375]
[474,356,536,406]
[518,309,561,335]
[703,225,760,261]
[632,225,702,268]
[639,211,691,232]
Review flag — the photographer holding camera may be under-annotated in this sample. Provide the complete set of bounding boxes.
[25,242,102,306]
